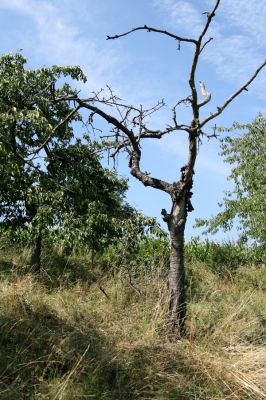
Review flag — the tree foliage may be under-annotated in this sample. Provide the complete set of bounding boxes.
[196,114,266,248]
[0,53,163,260]
[0,52,85,235]
[47,140,163,253]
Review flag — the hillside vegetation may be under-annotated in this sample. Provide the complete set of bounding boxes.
[0,242,265,399]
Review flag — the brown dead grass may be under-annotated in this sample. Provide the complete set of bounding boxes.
[0,261,265,399]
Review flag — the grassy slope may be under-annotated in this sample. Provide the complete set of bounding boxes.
[0,250,265,399]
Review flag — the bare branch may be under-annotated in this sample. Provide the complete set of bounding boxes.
[199,1,220,42]
[111,125,183,157]
[200,124,219,139]
[75,98,173,192]
[189,0,220,120]
[107,25,197,45]
[110,121,190,158]
[172,97,192,127]
[76,99,140,154]
[200,59,266,127]
[200,37,213,54]
[130,152,172,193]
[198,81,211,108]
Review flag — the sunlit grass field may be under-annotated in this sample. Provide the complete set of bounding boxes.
[0,244,265,399]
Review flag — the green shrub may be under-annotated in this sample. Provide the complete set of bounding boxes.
[185,237,263,276]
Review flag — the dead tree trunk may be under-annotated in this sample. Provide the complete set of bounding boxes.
[61,0,266,336]
[162,180,193,335]
[166,196,186,335]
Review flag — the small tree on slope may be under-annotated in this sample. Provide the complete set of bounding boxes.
[196,114,266,253]
[53,1,265,335]
[0,53,86,271]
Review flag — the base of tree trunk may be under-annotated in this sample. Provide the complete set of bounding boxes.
[168,311,186,338]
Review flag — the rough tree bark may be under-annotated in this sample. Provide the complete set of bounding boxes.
[165,196,187,334]
[56,0,266,335]
[161,137,196,334]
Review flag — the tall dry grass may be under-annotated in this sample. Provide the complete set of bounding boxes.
[0,250,265,399]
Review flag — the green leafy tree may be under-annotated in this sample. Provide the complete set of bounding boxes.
[0,54,129,269]
[0,52,86,271]
[46,140,133,254]
[0,53,162,272]
[196,114,266,250]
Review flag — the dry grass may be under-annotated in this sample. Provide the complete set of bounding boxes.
[0,256,265,399]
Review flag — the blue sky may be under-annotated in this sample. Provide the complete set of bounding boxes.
[0,0,265,240]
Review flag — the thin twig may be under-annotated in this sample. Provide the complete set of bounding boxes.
[200,37,213,54]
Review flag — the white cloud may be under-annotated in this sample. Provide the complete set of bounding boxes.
[196,151,230,176]
[0,0,118,90]
[203,34,260,82]
[217,0,266,47]
[153,0,204,37]
[153,133,229,176]
[153,0,266,96]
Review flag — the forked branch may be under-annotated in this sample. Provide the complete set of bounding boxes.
[54,0,265,201]
[75,98,173,193]
[189,0,220,119]
[199,0,221,42]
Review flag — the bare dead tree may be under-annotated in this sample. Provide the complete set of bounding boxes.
[56,0,266,336]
